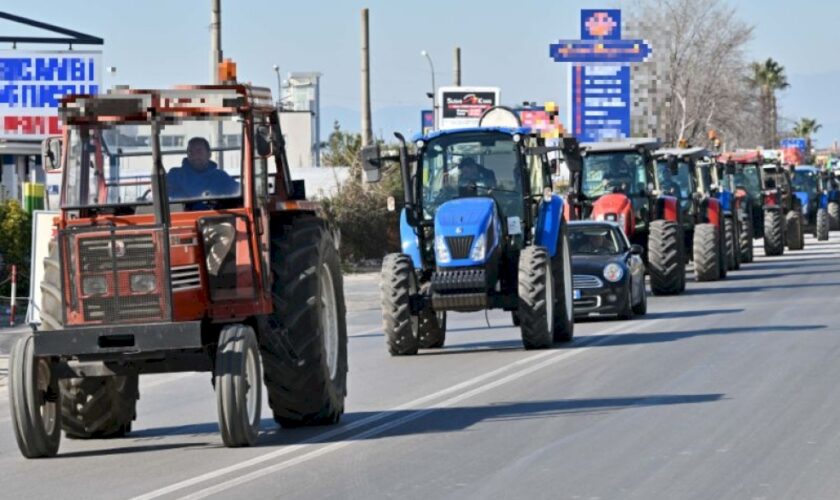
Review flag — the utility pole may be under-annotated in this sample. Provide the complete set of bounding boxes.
[453,47,461,86]
[360,8,373,146]
[210,0,222,84]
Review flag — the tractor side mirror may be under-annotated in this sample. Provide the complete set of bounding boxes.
[360,144,382,183]
[630,244,644,255]
[255,125,272,157]
[562,137,582,173]
[42,136,63,173]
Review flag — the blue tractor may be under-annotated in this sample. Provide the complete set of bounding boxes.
[791,165,830,241]
[821,166,840,230]
[361,109,580,354]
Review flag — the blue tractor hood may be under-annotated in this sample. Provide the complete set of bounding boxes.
[794,191,810,212]
[434,197,499,267]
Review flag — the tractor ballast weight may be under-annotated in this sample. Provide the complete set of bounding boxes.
[364,112,579,354]
[568,139,686,295]
[10,79,348,458]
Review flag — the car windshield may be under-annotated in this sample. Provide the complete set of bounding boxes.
[569,226,623,255]
[792,170,819,194]
[581,152,647,199]
[733,165,762,194]
[420,132,523,220]
[655,161,693,199]
[63,117,244,209]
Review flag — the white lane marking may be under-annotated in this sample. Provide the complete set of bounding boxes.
[132,320,648,500]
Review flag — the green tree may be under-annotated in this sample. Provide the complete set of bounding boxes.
[792,117,822,160]
[322,121,363,178]
[0,199,32,297]
[750,58,790,148]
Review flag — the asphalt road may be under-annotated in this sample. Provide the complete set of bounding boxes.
[2,235,840,499]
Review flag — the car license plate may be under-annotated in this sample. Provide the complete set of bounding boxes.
[573,289,581,300]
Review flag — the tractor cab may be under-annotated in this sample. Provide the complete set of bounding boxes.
[653,147,711,223]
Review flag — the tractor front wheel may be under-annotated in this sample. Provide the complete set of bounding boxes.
[518,246,554,350]
[215,324,262,447]
[648,220,686,295]
[260,216,348,428]
[380,253,419,355]
[763,210,784,256]
[693,223,721,282]
[551,226,574,343]
[828,202,840,231]
[786,211,804,250]
[816,208,830,241]
[725,217,740,271]
[9,335,61,458]
[740,211,755,263]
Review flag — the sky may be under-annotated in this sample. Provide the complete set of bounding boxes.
[4,0,840,146]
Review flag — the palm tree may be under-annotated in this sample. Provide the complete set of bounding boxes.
[750,58,790,148]
[792,117,822,158]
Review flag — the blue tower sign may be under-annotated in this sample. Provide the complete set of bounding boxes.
[549,9,652,142]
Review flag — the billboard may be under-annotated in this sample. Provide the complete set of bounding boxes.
[0,50,102,139]
[421,109,434,135]
[437,86,500,130]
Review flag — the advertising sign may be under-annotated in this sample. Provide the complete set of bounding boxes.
[421,109,434,135]
[780,138,807,152]
[0,50,102,139]
[437,86,500,130]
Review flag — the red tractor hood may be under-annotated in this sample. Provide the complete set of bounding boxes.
[591,193,635,237]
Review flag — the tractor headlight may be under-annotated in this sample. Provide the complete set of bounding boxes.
[130,273,157,293]
[82,276,107,295]
[603,263,624,283]
[470,233,487,261]
[435,235,451,263]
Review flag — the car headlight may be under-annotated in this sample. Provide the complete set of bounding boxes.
[130,273,157,293]
[470,233,487,261]
[435,235,451,263]
[603,263,624,282]
[82,276,107,295]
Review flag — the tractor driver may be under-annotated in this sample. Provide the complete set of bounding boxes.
[167,137,240,201]
[457,157,497,190]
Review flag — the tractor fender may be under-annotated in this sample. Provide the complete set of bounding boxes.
[399,208,422,269]
[717,191,733,215]
[536,195,565,258]
[702,197,723,227]
[590,193,635,237]
[653,195,680,223]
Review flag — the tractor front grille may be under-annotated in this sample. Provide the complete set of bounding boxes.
[446,236,474,260]
[62,226,171,326]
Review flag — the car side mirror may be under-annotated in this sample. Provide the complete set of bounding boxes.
[360,144,382,183]
[630,244,644,255]
[42,136,63,172]
[255,125,272,157]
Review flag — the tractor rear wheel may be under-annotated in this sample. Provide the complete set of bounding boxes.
[763,210,784,256]
[418,310,446,349]
[260,216,348,428]
[37,242,139,440]
[816,208,830,241]
[215,324,262,447]
[9,335,61,458]
[551,226,574,343]
[380,253,419,355]
[785,211,804,250]
[648,220,685,295]
[518,246,554,350]
[725,218,739,271]
[693,223,721,282]
[829,202,840,231]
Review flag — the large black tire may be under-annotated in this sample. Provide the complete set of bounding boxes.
[418,310,446,349]
[38,242,140,440]
[518,246,554,350]
[739,215,754,264]
[9,335,62,458]
[60,376,139,439]
[786,211,804,251]
[215,324,262,447]
[693,223,721,282]
[816,208,829,241]
[763,210,784,256]
[725,217,739,271]
[648,220,686,295]
[551,226,574,343]
[380,253,419,356]
[829,202,840,231]
[260,216,348,428]
[511,311,521,326]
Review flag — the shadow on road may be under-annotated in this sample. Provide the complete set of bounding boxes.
[590,308,744,322]
[56,441,214,458]
[572,324,827,347]
[683,282,840,296]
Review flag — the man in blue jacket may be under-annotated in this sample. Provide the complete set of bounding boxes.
[167,137,239,201]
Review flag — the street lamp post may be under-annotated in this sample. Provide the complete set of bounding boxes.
[421,50,437,130]
[272,65,283,110]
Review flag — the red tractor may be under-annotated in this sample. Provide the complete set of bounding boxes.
[9,76,348,458]
[566,139,687,295]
